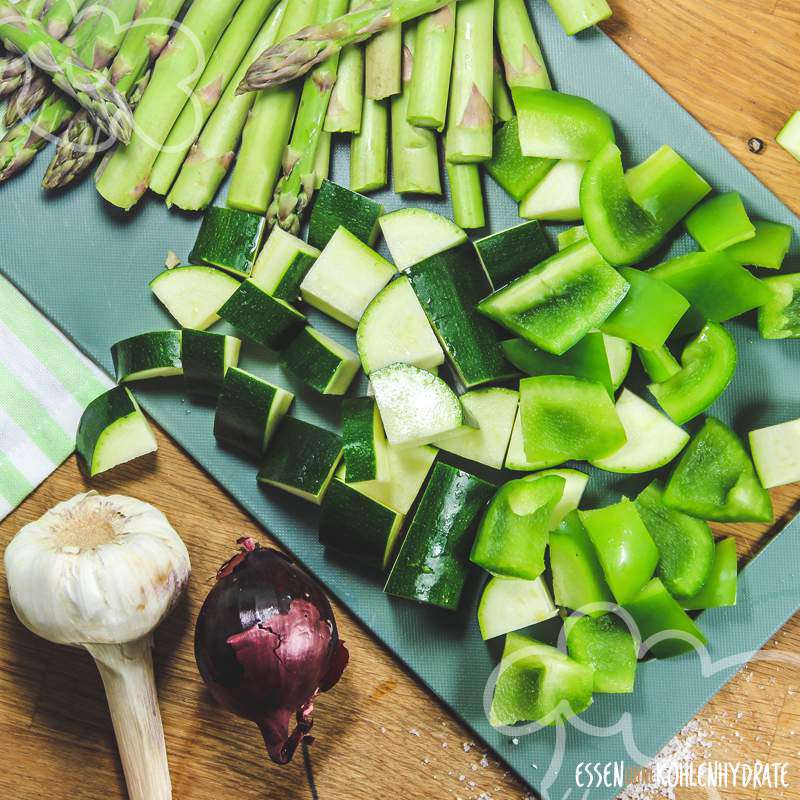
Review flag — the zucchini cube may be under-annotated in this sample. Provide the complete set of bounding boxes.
[182,329,241,399]
[282,327,360,395]
[308,179,383,250]
[111,330,183,382]
[250,226,320,301]
[189,206,266,277]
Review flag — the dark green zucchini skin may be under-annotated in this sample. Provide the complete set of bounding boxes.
[182,329,227,398]
[75,386,138,473]
[384,462,496,610]
[111,330,182,381]
[218,280,306,350]
[406,243,515,388]
[475,220,554,289]
[282,327,343,393]
[189,206,266,277]
[341,396,379,482]
[272,252,318,302]
[308,179,383,250]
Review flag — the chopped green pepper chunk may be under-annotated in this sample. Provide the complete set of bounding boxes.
[637,343,681,383]
[579,499,659,605]
[502,332,613,395]
[684,192,755,252]
[663,417,773,523]
[649,321,737,425]
[725,220,792,270]
[513,88,615,161]
[580,142,664,266]
[681,537,738,610]
[549,510,613,616]
[758,273,800,339]
[625,577,707,658]
[519,375,627,467]
[470,475,565,580]
[776,111,800,162]
[600,267,690,349]
[565,613,637,693]
[634,480,715,599]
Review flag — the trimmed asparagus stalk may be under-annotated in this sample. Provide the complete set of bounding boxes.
[95,0,242,210]
[148,0,279,196]
[405,1,453,129]
[313,128,331,186]
[42,0,92,39]
[545,0,611,35]
[491,53,512,122]
[444,0,493,163]
[446,160,483,227]
[268,0,347,232]
[227,0,319,214]
[166,0,288,211]
[43,0,184,190]
[350,95,387,191]
[496,0,549,94]
[391,23,440,194]
[0,0,133,140]
[365,14,400,99]
[323,38,362,132]
[239,0,455,91]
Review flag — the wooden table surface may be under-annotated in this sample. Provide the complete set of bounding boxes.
[2,2,800,799]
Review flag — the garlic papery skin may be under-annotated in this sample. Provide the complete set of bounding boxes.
[4,491,191,800]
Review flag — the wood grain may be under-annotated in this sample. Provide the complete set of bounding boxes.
[2,2,800,799]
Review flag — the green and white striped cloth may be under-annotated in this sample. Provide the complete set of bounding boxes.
[0,276,112,520]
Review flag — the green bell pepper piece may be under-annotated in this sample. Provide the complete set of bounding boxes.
[649,250,772,335]
[549,510,613,615]
[470,475,565,580]
[581,142,664,266]
[663,416,773,523]
[477,239,629,355]
[758,273,800,339]
[565,613,637,693]
[637,343,681,383]
[502,332,613,395]
[604,334,632,389]
[634,480,715,599]
[625,577,707,658]
[557,225,587,250]
[579,498,659,605]
[519,375,627,466]
[545,0,612,35]
[648,321,737,425]
[600,267,690,349]
[681,537,738,610]
[726,220,792,270]
[624,145,711,233]
[490,632,594,727]
[513,88,615,161]
[685,192,755,252]
[777,110,800,162]
[485,116,556,202]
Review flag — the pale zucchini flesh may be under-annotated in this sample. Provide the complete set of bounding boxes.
[749,418,800,489]
[150,266,240,330]
[250,226,320,301]
[378,208,467,269]
[477,575,557,640]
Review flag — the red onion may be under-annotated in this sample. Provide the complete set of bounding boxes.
[195,538,348,764]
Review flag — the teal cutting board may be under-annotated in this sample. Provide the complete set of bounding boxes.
[2,6,800,798]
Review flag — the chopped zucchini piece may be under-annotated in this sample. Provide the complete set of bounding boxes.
[75,386,157,477]
[725,220,792,270]
[218,279,307,350]
[519,159,586,221]
[749,417,800,488]
[182,329,241,399]
[149,265,240,330]
[478,576,557,640]
[111,330,182,382]
[213,367,294,458]
[189,206,266,277]
[342,396,390,483]
[250,227,320,301]
[684,192,755,252]
[777,111,800,161]
[602,334,632,390]
[308,179,383,249]
[300,226,396,329]
[475,220,554,289]
[758,273,800,339]
[378,208,467,269]
[257,417,343,504]
[557,225,587,250]
[504,409,550,471]
[371,362,464,447]
[565,613,637,693]
[281,327,360,395]
[319,478,405,569]
[357,276,445,373]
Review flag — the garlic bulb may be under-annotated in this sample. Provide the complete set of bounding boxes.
[4,491,191,800]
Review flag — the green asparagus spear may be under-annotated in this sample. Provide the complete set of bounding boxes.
[496,0,549,93]
[95,0,242,209]
[350,95,387,191]
[4,73,47,124]
[148,0,279,196]
[239,0,457,92]
[444,0,494,163]
[446,161,483,227]
[323,26,362,130]
[0,0,49,95]
[43,0,92,39]
[268,0,347,232]
[43,0,185,190]
[313,128,330,186]
[491,53,513,122]
[406,1,453,129]
[391,23,440,194]
[0,0,133,141]
[227,0,318,213]
[166,0,288,211]
[365,4,400,100]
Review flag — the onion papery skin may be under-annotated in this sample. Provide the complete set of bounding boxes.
[195,540,348,764]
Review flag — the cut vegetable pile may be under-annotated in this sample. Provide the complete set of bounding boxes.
[48,0,797,734]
